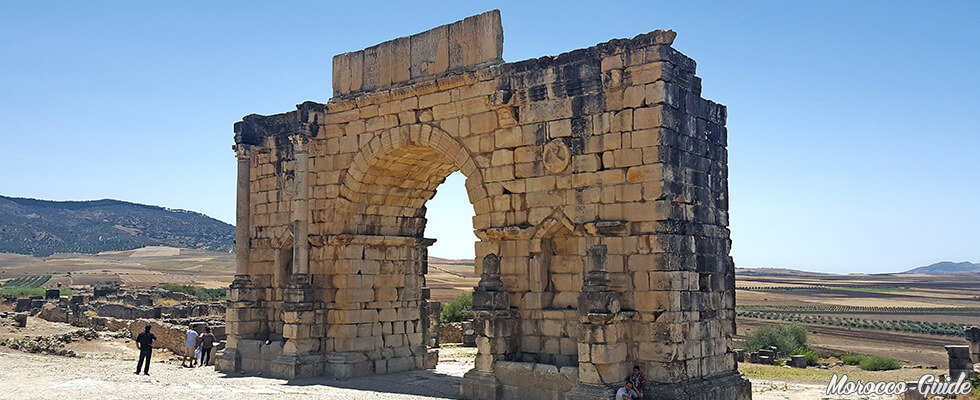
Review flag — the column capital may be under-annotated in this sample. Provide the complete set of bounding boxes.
[233,144,253,160]
[289,135,311,153]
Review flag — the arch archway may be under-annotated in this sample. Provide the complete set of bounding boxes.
[339,124,487,237]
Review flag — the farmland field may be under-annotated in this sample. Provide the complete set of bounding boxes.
[0,247,235,289]
[2,275,51,287]
[1,247,976,370]
[735,270,980,367]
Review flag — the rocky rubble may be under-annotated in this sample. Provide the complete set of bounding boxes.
[0,328,102,357]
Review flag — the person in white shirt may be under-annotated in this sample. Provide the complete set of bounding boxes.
[616,381,639,400]
[182,325,200,368]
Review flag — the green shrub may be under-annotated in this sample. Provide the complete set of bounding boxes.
[792,348,820,366]
[160,284,226,301]
[967,375,980,395]
[841,354,866,365]
[744,324,808,354]
[858,355,901,371]
[440,291,473,323]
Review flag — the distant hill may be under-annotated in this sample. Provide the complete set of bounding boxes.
[0,195,234,256]
[428,256,474,265]
[735,267,833,277]
[902,261,980,274]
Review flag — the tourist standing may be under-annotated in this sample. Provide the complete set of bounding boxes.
[182,325,199,368]
[134,324,156,375]
[199,327,216,367]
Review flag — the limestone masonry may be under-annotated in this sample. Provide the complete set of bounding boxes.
[215,10,751,400]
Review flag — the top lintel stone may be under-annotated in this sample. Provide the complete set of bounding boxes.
[332,10,503,97]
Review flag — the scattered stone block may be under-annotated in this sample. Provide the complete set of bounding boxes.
[788,355,807,368]
[13,312,27,327]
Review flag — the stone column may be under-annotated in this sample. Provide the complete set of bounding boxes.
[291,134,310,277]
[230,144,255,292]
[567,244,624,400]
[217,143,261,373]
[461,254,519,400]
[273,134,320,379]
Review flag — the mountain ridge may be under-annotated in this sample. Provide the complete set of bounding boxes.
[0,195,234,256]
[902,261,980,274]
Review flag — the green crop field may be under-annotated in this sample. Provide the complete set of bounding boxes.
[2,275,51,288]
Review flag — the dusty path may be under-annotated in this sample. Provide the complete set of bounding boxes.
[0,346,917,400]
[0,346,466,400]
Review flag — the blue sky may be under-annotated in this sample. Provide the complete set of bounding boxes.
[1,2,977,273]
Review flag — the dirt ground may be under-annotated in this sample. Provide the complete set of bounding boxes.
[0,318,929,400]
[0,346,930,400]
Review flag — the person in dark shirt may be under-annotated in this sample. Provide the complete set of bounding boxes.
[199,326,216,367]
[135,324,157,375]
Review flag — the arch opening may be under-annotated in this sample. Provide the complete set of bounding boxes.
[327,125,484,371]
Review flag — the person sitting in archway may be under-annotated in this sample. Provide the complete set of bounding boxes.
[616,381,639,400]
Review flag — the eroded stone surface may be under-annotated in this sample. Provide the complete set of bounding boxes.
[218,9,749,400]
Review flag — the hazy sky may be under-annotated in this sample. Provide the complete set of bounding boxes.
[1,2,977,273]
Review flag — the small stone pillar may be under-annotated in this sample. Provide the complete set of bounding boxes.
[15,298,31,313]
[946,345,978,379]
[966,326,980,364]
[567,244,624,400]
[461,254,519,400]
[12,312,27,327]
[272,134,321,379]
[422,298,442,369]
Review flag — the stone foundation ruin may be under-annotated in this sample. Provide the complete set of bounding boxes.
[215,10,751,399]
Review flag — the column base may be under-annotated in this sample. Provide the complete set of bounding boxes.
[284,273,316,304]
[271,354,321,379]
[214,348,240,372]
[460,370,503,400]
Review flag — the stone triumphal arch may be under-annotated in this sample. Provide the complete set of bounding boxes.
[215,10,751,400]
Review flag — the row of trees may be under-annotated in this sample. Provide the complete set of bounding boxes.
[738,285,905,292]
[737,305,980,314]
[739,311,968,336]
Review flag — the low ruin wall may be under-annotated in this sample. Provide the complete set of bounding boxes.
[105,318,190,355]
[95,303,161,320]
